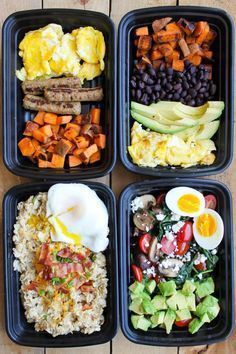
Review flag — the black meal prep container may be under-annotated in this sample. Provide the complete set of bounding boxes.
[2,9,116,179]
[118,6,235,177]
[119,178,234,346]
[3,181,118,347]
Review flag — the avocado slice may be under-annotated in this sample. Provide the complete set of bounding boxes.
[131,111,188,134]
[197,108,223,125]
[208,101,225,110]
[164,309,176,334]
[145,279,156,294]
[195,277,215,299]
[176,308,192,321]
[150,311,166,328]
[151,295,168,311]
[194,120,220,140]
[174,102,208,116]
[188,318,205,334]
[158,280,177,297]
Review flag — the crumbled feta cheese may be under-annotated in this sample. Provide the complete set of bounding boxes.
[173,265,180,272]
[165,231,175,241]
[200,254,207,263]
[173,241,177,246]
[143,270,147,274]
[146,266,156,277]
[156,213,166,221]
[157,243,162,249]
[211,249,217,255]
[172,221,185,234]
[183,252,191,263]
[171,213,181,221]
[131,197,143,213]
[197,273,203,280]
[194,253,207,265]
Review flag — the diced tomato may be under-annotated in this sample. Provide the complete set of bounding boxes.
[175,318,192,327]
[154,275,162,284]
[204,195,217,210]
[175,241,190,256]
[195,262,207,271]
[161,236,176,255]
[156,193,166,206]
[177,221,193,243]
[131,264,143,282]
[139,233,152,254]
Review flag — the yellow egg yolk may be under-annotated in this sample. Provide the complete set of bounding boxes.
[196,213,217,237]
[54,217,81,245]
[177,194,200,213]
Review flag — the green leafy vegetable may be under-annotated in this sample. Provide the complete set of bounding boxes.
[175,261,194,286]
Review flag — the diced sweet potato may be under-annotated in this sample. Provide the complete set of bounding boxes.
[136,49,148,58]
[39,124,53,138]
[152,17,172,33]
[18,137,35,156]
[172,59,184,72]
[44,113,58,125]
[47,145,55,153]
[32,129,48,144]
[153,30,181,43]
[158,44,173,57]
[204,29,217,45]
[33,111,45,125]
[38,159,52,168]
[23,121,39,136]
[193,21,207,37]
[178,38,190,57]
[138,35,152,51]
[63,128,79,141]
[54,139,73,157]
[135,26,149,36]
[68,155,82,167]
[91,124,102,135]
[73,148,86,156]
[169,41,177,49]
[73,114,83,125]
[57,115,72,125]
[188,54,202,66]
[203,50,213,60]
[80,144,98,161]
[150,50,163,61]
[165,50,180,64]
[33,150,48,161]
[51,154,65,168]
[90,150,101,164]
[31,138,41,151]
[186,36,196,45]
[196,23,210,45]
[90,108,101,125]
[152,59,162,69]
[94,134,106,149]
[58,127,65,137]
[188,43,200,55]
[65,123,81,133]
[166,22,182,34]
[74,136,90,149]
[50,124,60,134]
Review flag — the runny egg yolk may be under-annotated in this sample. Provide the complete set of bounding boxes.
[54,217,81,245]
[177,194,200,213]
[196,213,217,237]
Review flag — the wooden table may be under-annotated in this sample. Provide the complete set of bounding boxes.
[0,0,235,353]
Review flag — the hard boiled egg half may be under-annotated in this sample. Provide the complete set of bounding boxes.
[165,187,205,217]
[193,208,224,250]
[46,183,109,253]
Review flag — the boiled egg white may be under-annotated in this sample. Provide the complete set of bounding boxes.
[46,183,109,252]
[165,187,205,217]
[193,208,224,250]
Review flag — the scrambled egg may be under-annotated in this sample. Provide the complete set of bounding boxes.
[16,24,106,81]
[128,122,216,168]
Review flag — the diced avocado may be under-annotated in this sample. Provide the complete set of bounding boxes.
[136,316,152,331]
[131,315,141,329]
[151,295,167,310]
[195,277,215,299]
[202,295,218,307]
[200,313,211,323]
[129,298,144,315]
[188,318,205,334]
[150,311,166,328]
[185,293,196,311]
[176,291,188,310]
[131,291,151,301]
[164,309,176,334]
[166,293,177,310]
[195,295,220,321]
[158,280,176,297]
[129,281,145,295]
[207,303,220,321]
[131,111,188,134]
[195,302,208,318]
[182,280,196,296]
[176,308,192,321]
[145,279,156,294]
[142,299,156,315]
[194,120,220,140]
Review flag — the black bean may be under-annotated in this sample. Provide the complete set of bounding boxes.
[157,78,161,84]
[187,73,191,80]
[191,77,197,85]
[199,64,205,70]
[167,67,174,75]
[162,78,167,86]
[199,72,204,80]
[174,83,182,90]
[160,72,166,78]
[198,94,204,99]
[156,92,160,99]
[142,73,149,83]
[199,87,206,93]
[190,66,196,74]
[204,92,209,98]
[145,86,152,94]
[195,82,201,91]
[201,82,207,87]
[210,84,217,96]
[166,83,173,91]
[177,87,183,94]
[130,80,137,88]
[180,98,186,104]
[153,84,161,92]
[157,72,162,78]
[167,93,173,99]
[160,91,166,99]
[147,78,155,85]
[206,83,210,91]
[167,75,172,80]
[131,89,136,97]
[189,88,197,98]
[185,60,191,68]
[181,90,187,98]
[177,78,183,83]
[131,75,137,81]
[196,98,203,106]
[159,63,165,71]
[176,71,184,78]
[186,94,191,101]
[138,81,145,90]
[148,67,156,77]
[183,81,189,90]
[173,93,180,100]
[151,93,156,101]
[188,99,196,107]
[136,89,142,100]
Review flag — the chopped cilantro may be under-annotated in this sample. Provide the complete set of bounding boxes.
[51,277,66,286]
[38,289,45,296]
[91,254,96,261]
[67,280,74,289]
[85,271,91,278]
[56,255,73,263]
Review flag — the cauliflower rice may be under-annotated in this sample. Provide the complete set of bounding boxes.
[13,192,108,337]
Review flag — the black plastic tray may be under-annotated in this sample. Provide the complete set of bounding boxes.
[119,178,234,346]
[118,6,234,177]
[3,181,118,347]
[2,9,116,179]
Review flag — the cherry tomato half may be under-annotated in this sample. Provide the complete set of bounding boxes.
[204,195,217,210]
[177,221,193,243]
[156,193,166,206]
[195,262,207,271]
[161,236,176,255]
[131,264,143,282]
[175,241,190,256]
[175,319,192,328]
[139,233,152,254]
[154,275,162,284]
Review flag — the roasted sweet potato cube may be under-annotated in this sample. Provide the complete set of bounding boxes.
[158,44,173,57]
[80,144,98,161]
[153,30,181,43]
[44,113,58,125]
[63,128,79,141]
[152,17,172,33]
[135,26,149,36]
[90,150,101,164]
[33,111,45,125]
[74,136,90,149]
[65,123,81,133]
[18,137,35,156]
[23,121,39,136]
[94,134,106,149]
[172,59,184,72]
[54,139,73,157]
[57,115,72,125]
[51,154,65,168]
[150,50,163,61]
[50,124,60,134]
[90,108,101,125]
[32,129,48,144]
[137,35,152,51]
[39,125,53,138]
[68,155,82,167]
[38,159,52,168]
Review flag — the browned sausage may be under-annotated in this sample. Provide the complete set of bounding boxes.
[44,87,104,102]
[22,77,82,95]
